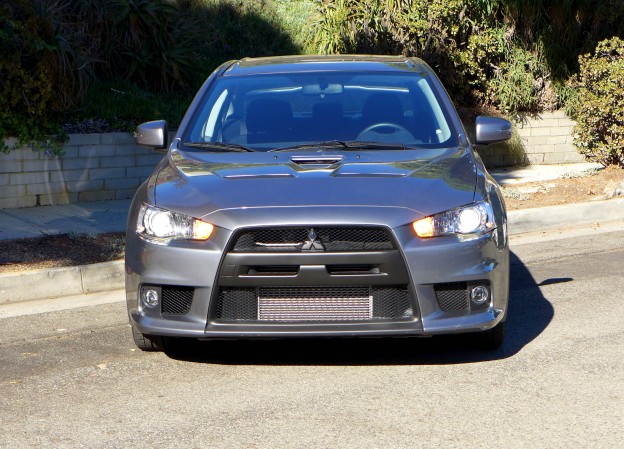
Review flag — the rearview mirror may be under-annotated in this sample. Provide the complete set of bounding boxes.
[134,120,168,152]
[302,83,343,95]
[475,116,512,145]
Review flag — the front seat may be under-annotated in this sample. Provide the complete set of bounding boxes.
[246,98,293,144]
[361,93,405,127]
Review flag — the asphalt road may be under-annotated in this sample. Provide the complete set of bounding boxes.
[1,227,623,448]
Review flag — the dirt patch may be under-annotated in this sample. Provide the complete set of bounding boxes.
[502,165,624,210]
[0,233,125,274]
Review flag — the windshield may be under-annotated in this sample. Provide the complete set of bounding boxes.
[185,71,458,151]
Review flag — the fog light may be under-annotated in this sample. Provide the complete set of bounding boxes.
[471,286,489,305]
[142,288,159,309]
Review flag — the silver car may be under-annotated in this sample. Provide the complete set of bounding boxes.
[126,55,511,352]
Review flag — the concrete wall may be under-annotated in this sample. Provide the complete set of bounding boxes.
[476,110,583,168]
[0,133,163,209]
[514,110,584,165]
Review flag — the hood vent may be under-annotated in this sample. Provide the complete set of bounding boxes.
[291,155,343,167]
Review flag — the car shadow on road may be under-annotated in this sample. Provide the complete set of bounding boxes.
[165,251,554,365]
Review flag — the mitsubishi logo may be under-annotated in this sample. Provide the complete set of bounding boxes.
[301,228,325,251]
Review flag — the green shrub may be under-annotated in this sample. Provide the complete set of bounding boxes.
[553,80,580,117]
[309,0,624,114]
[1,0,308,152]
[574,37,624,167]
[490,47,546,114]
[76,81,192,131]
[487,0,624,79]
[192,0,301,72]
[308,0,553,111]
[0,2,66,154]
[273,0,317,52]
[112,0,201,92]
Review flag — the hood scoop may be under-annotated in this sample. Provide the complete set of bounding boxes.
[291,155,343,168]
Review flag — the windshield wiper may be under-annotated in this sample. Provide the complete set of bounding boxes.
[184,142,256,152]
[270,140,353,152]
[270,140,414,152]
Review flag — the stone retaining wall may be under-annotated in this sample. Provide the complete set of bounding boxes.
[0,133,163,209]
[476,110,584,167]
[515,110,584,165]
[0,111,586,209]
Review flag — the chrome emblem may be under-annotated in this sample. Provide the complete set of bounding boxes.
[301,228,325,251]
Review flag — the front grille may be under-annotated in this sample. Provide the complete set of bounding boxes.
[434,283,469,311]
[216,288,257,321]
[231,227,394,252]
[161,286,195,314]
[214,286,413,322]
[259,286,371,321]
[372,287,412,318]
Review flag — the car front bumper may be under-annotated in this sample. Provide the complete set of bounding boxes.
[126,204,509,340]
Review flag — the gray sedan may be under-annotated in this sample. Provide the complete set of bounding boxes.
[126,55,511,351]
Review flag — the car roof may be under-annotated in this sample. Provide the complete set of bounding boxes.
[222,55,430,77]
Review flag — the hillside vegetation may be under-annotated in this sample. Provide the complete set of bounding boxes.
[1,0,623,164]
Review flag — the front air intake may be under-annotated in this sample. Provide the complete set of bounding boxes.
[434,283,469,311]
[161,286,195,314]
[258,286,371,321]
[231,227,394,252]
[214,286,413,322]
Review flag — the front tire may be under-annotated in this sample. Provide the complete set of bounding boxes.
[473,320,505,350]
[131,325,164,352]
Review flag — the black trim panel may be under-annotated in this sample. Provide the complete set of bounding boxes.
[218,251,408,287]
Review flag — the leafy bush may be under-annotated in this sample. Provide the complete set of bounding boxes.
[308,0,624,114]
[73,80,192,132]
[1,0,308,150]
[0,2,66,153]
[107,1,193,91]
[0,0,199,151]
[574,37,624,167]
[308,0,552,111]
[189,0,300,71]
[490,47,547,114]
[487,0,624,79]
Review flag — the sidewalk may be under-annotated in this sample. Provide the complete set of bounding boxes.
[490,162,602,186]
[1,162,623,305]
[0,199,131,240]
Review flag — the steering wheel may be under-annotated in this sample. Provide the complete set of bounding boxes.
[357,122,414,141]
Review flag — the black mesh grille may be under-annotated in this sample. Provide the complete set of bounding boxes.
[373,287,413,319]
[161,286,195,314]
[216,288,257,320]
[434,283,469,311]
[231,227,394,252]
[214,286,413,321]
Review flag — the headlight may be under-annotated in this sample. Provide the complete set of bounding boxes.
[137,204,214,241]
[412,201,495,238]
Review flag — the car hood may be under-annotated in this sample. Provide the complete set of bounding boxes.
[151,147,478,228]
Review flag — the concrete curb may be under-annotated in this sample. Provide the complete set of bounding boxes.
[0,260,124,305]
[508,197,624,234]
[1,197,623,306]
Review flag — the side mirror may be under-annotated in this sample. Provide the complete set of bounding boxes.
[134,120,168,152]
[475,116,512,145]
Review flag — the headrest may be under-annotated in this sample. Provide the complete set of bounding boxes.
[246,99,293,133]
[362,93,404,124]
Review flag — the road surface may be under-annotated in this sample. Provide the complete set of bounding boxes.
[1,225,623,448]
